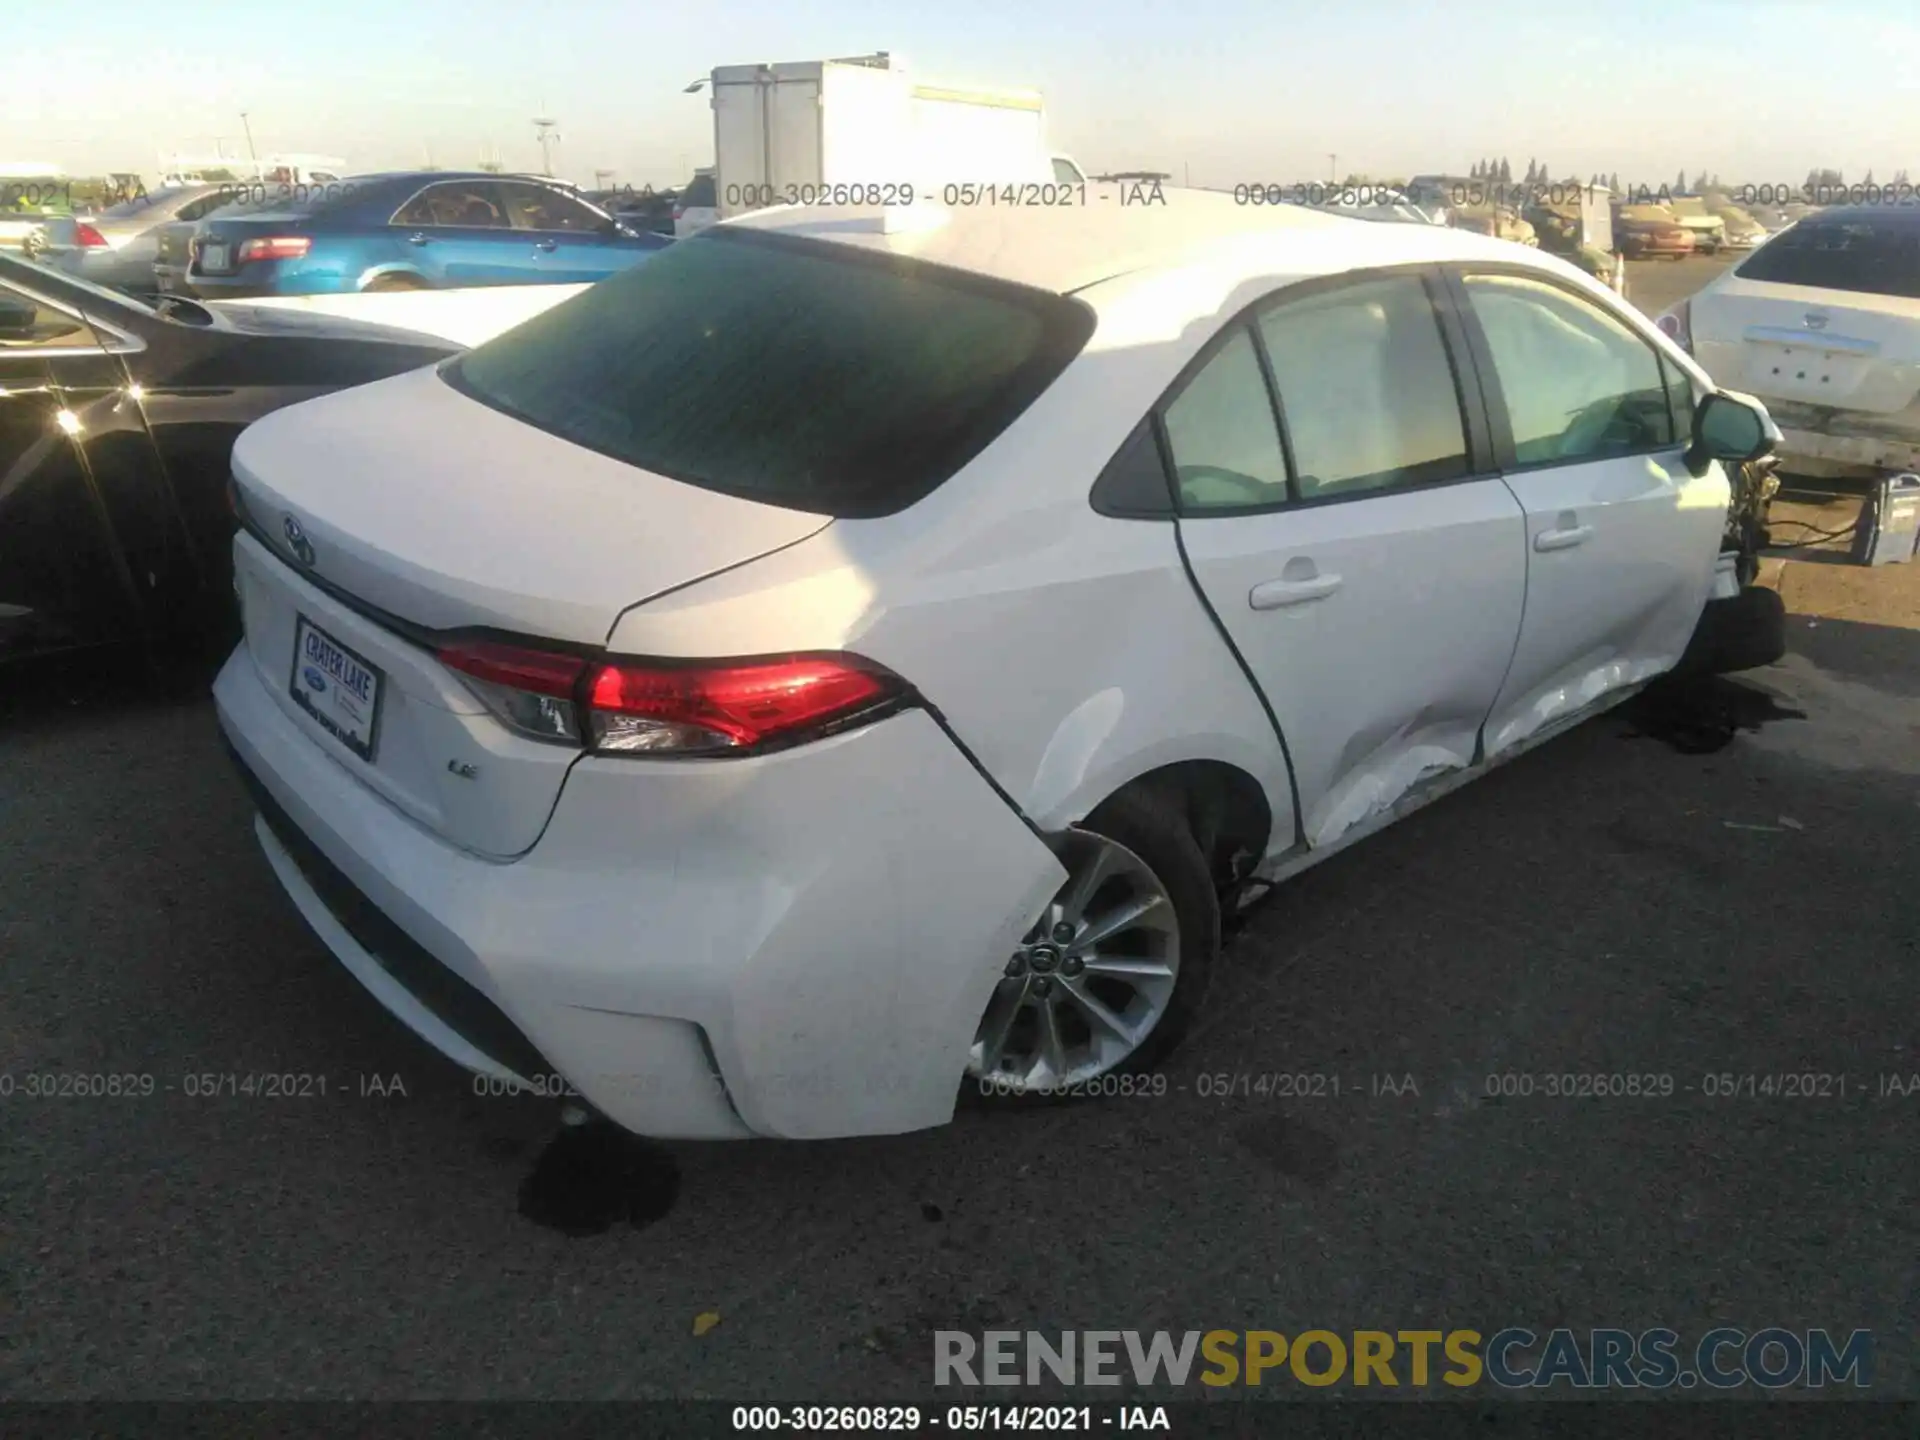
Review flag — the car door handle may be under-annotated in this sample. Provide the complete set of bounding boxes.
[534,239,558,252]
[406,233,430,246]
[1249,573,1343,609]
[1534,524,1594,552]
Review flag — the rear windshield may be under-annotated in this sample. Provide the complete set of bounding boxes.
[447,228,1095,517]
[99,188,184,219]
[681,174,715,207]
[1736,216,1920,298]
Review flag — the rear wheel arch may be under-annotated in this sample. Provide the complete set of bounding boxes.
[1083,758,1273,896]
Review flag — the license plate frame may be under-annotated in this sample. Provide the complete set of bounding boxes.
[288,615,384,763]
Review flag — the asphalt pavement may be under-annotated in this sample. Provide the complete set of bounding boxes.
[3,255,1916,1402]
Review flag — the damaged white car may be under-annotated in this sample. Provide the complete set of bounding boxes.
[1661,202,1920,481]
[216,193,1783,1141]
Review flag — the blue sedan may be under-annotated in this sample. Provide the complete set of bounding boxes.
[179,171,670,298]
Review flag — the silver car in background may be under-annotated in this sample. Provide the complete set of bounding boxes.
[50,184,234,291]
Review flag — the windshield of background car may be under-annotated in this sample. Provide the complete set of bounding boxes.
[1735,216,1920,299]
[447,228,1096,518]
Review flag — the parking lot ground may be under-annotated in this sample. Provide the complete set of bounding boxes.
[1624,252,1739,318]
[4,536,1917,1401]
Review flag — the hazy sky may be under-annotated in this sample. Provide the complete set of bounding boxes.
[11,0,1920,186]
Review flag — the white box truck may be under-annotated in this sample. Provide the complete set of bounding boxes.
[704,53,1080,223]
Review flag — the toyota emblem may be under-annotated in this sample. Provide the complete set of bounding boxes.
[283,515,316,567]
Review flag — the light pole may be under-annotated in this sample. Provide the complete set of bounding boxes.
[533,116,560,177]
[1327,153,1337,184]
[240,112,259,168]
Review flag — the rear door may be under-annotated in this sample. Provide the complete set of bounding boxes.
[1448,266,1727,758]
[387,181,527,286]
[494,181,632,283]
[1169,269,1528,848]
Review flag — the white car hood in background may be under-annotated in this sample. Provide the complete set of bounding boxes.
[231,365,832,645]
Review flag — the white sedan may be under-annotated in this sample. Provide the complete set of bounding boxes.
[215,192,1781,1141]
[1660,202,1920,481]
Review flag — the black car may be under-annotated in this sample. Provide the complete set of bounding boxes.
[0,254,457,667]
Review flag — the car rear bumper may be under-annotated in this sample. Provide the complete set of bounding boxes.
[214,641,1063,1140]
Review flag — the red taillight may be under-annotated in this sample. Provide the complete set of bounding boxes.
[74,222,107,248]
[671,204,685,221]
[436,642,904,754]
[587,656,899,753]
[236,235,312,262]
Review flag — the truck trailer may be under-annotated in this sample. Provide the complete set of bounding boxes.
[704,53,1078,221]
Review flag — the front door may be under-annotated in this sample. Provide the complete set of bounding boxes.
[1169,270,1528,848]
[495,181,630,284]
[0,279,176,658]
[1448,267,1728,758]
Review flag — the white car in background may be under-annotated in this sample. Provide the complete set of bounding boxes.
[216,193,1781,1142]
[1660,203,1920,480]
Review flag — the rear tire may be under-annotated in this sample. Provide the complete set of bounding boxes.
[965,785,1220,1108]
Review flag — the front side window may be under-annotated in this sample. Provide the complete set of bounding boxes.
[449,229,1094,518]
[1257,274,1468,500]
[1462,272,1674,465]
[1161,327,1291,512]
[393,182,509,229]
[497,182,608,233]
[1660,354,1696,448]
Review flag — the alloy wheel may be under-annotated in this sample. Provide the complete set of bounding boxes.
[968,828,1181,1092]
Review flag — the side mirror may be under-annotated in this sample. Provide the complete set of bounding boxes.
[1685,391,1776,476]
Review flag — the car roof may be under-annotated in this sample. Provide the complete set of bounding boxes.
[723,186,1541,295]
[337,171,566,188]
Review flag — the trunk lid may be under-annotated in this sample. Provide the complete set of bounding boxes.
[230,364,833,857]
[1692,276,1920,419]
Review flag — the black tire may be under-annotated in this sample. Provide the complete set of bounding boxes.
[363,273,426,293]
[1673,584,1787,678]
[963,784,1221,1109]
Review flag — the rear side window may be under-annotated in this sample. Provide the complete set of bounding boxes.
[1736,217,1920,299]
[448,229,1095,518]
[1161,327,1291,511]
[393,182,509,229]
